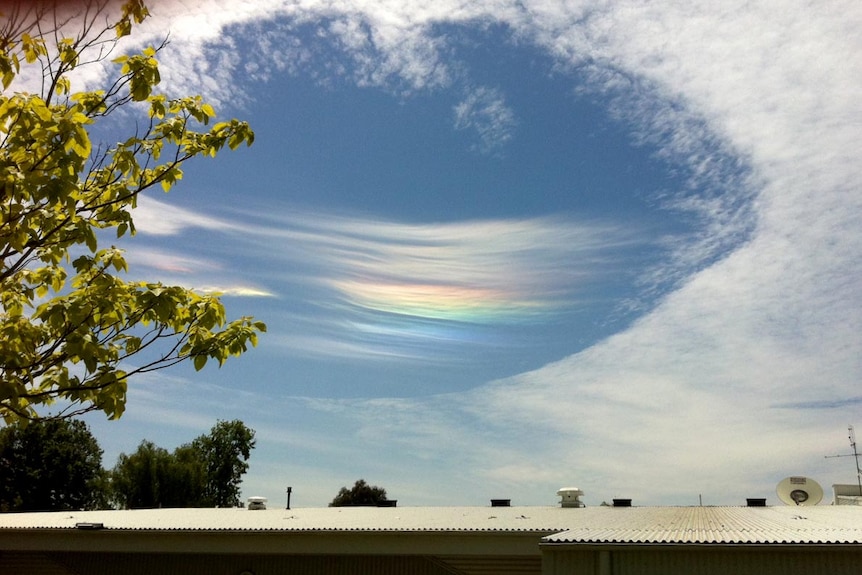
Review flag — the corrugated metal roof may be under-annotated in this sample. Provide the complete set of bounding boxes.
[0,506,571,533]
[542,506,862,545]
[2,505,861,545]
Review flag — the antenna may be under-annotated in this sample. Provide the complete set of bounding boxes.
[825,425,862,496]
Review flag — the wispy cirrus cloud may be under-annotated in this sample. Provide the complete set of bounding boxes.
[121,244,276,297]
[271,212,632,320]
[237,0,860,503]
[117,197,274,297]
[122,246,221,274]
[123,195,643,361]
[224,208,643,360]
[133,196,235,235]
[454,86,517,153]
[71,0,862,506]
[288,0,861,503]
[128,0,760,273]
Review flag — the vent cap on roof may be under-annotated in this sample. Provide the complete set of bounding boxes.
[612,498,632,507]
[247,496,267,510]
[556,487,585,508]
[490,499,511,507]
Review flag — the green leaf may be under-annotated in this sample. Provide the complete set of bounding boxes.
[116,19,132,38]
[0,10,262,424]
[193,354,207,371]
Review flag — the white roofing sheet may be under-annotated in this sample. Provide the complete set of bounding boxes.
[0,506,572,533]
[542,506,862,544]
[2,505,862,545]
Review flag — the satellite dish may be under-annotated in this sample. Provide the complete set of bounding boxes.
[776,476,823,506]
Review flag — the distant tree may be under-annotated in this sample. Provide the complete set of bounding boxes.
[193,419,256,507]
[0,419,108,511]
[110,440,172,509]
[0,0,264,424]
[329,479,388,507]
[111,419,254,508]
[160,442,206,507]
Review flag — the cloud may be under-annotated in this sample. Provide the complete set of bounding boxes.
[124,0,759,278]
[192,286,274,297]
[118,0,462,103]
[287,213,630,319]
[454,86,517,153]
[122,246,274,297]
[459,1,860,501]
[773,397,862,410]
[115,203,274,298]
[122,246,222,274]
[67,0,862,504]
[211,0,859,503]
[118,195,642,362]
[231,208,642,360]
[133,196,234,236]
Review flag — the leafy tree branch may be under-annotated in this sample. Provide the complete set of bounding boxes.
[0,0,265,423]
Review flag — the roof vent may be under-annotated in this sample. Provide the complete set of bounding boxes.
[612,498,632,507]
[490,499,511,507]
[746,498,767,507]
[247,496,267,510]
[75,522,104,530]
[557,487,585,508]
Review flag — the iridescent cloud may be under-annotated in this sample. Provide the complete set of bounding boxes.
[228,210,645,359]
[327,280,542,323]
[122,200,640,356]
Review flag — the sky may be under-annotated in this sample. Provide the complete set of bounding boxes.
[31,0,862,506]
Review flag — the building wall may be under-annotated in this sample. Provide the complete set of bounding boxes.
[0,551,77,575]
[0,551,542,575]
[542,546,862,575]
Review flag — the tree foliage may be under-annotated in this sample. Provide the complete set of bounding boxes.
[109,439,205,508]
[0,418,108,511]
[329,479,388,507]
[110,439,172,508]
[0,0,264,423]
[192,418,256,507]
[111,419,254,508]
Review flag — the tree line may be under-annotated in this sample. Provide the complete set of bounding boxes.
[329,479,389,507]
[0,419,255,512]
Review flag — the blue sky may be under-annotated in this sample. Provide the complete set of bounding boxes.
[63,0,862,506]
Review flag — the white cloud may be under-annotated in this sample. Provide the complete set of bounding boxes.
[231,0,861,503]
[454,86,517,153]
[449,0,860,502]
[133,196,235,235]
[117,200,274,298]
[122,246,222,274]
[227,208,641,360]
[120,245,274,298]
[194,285,275,297]
[70,0,862,504]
